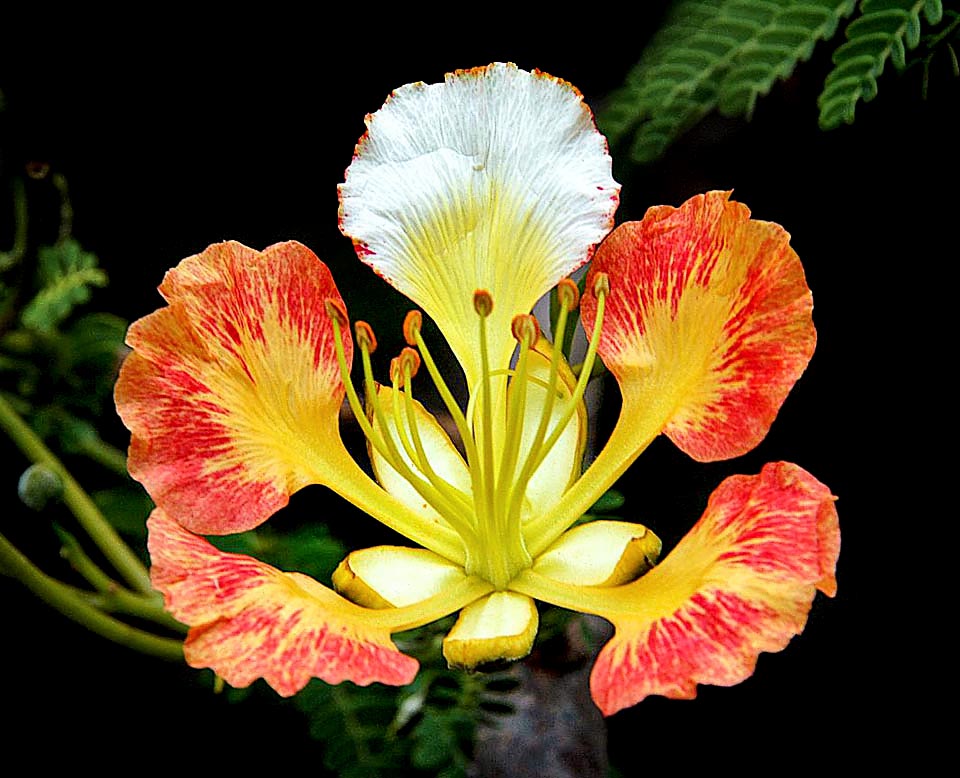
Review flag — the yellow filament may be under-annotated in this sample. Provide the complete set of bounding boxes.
[397,363,476,527]
[359,345,476,538]
[506,300,571,531]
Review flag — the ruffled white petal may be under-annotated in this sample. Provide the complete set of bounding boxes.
[340,63,619,387]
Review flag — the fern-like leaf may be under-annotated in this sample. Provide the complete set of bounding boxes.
[818,0,944,128]
[21,239,107,332]
[297,682,406,778]
[598,0,856,163]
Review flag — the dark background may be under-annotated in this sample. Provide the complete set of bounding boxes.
[2,14,951,771]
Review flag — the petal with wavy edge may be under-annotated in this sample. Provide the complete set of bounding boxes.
[532,520,661,586]
[116,241,355,535]
[442,591,539,670]
[340,63,619,387]
[517,462,837,716]
[588,463,837,714]
[333,546,471,609]
[582,191,815,463]
[148,510,419,694]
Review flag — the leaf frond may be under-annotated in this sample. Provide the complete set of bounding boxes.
[818,0,944,128]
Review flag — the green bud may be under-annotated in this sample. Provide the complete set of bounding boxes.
[18,464,64,510]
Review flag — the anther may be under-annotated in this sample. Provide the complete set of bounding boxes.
[324,298,349,328]
[391,347,421,385]
[473,290,494,318]
[557,278,580,311]
[592,272,610,299]
[403,310,422,346]
[511,314,541,348]
[354,321,377,353]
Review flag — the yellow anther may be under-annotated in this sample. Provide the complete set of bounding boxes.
[592,272,610,299]
[324,298,349,328]
[510,314,541,348]
[473,289,494,318]
[557,278,580,311]
[403,310,423,346]
[354,321,378,354]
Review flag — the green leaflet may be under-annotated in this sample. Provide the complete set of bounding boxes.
[21,239,107,332]
[818,0,946,128]
[599,0,857,163]
[291,664,518,778]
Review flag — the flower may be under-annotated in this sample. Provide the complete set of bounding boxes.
[115,63,839,716]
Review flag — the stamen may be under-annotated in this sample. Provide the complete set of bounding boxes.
[593,271,610,299]
[473,289,494,318]
[407,320,480,478]
[403,310,422,347]
[505,292,573,535]
[390,347,421,386]
[324,298,349,329]
[511,314,541,347]
[556,278,580,311]
[522,273,608,482]
[360,342,476,540]
[354,321,377,354]
[396,354,475,522]
[474,290,496,541]
[497,316,538,523]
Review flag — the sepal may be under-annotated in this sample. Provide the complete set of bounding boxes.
[532,520,661,586]
[442,591,539,670]
[334,546,471,609]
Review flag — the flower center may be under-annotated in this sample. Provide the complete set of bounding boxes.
[327,275,608,590]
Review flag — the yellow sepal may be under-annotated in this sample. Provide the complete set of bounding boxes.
[333,546,470,609]
[532,520,661,586]
[442,592,539,670]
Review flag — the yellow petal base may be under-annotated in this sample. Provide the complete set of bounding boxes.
[443,592,539,670]
[333,546,469,609]
[533,520,661,586]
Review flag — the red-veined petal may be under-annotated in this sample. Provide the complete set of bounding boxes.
[148,510,418,694]
[591,463,837,715]
[116,241,354,535]
[512,462,839,716]
[340,62,619,387]
[582,191,815,465]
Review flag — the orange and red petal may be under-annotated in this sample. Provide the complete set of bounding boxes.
[583,191,815,462]
[116,241,352,535]
[587,462,838,715]
[148,511,418,694]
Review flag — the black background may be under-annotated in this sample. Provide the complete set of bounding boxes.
[2,13,952,772]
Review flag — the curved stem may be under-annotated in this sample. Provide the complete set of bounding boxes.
[0,392,153,593]
[75,433,130,479]
[0,531,184,660]
[58,529,186,632]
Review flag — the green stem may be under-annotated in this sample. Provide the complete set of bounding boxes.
[58,529,186,632]
[0,531,184,660]
[0,392,153,593]
[0,178,28,271]
[74,433,131,478]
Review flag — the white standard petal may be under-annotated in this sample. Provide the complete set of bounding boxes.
[339,63,620,387]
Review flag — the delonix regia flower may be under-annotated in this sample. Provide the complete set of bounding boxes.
[115,63,839,716]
